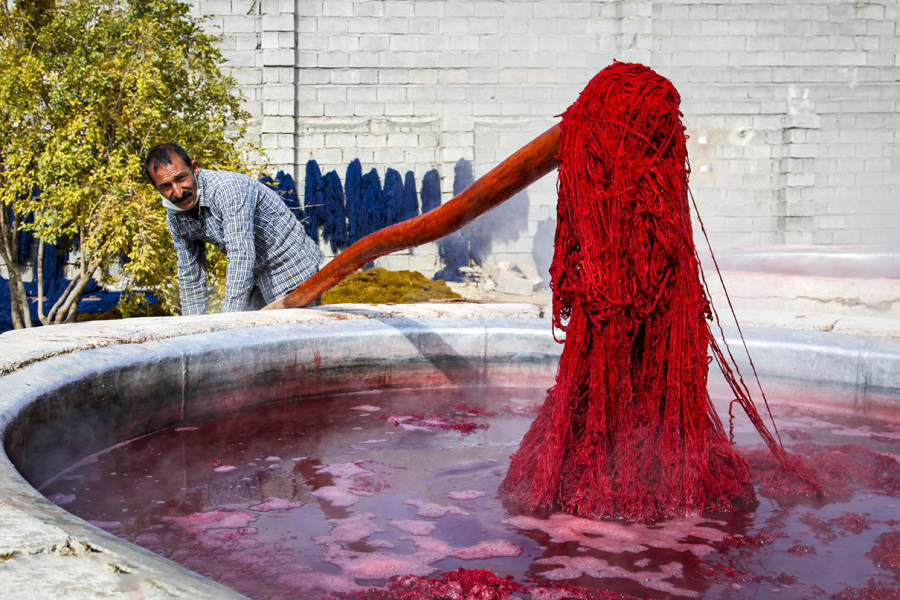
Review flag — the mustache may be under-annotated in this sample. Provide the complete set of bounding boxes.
[175,190,193,203]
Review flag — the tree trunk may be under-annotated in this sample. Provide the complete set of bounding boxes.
[45,261,98,325]
[36,236,46,323]
[0,207,33,329]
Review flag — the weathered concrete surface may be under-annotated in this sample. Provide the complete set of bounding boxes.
[705,271,900,337]
[0,303,542,377]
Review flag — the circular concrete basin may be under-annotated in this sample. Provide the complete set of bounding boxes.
[0,305,897,598]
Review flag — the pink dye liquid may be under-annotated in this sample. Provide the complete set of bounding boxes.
[42,386,899,600]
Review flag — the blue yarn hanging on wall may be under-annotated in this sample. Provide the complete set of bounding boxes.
[279,172,301,216]
[383,168,404,226]
[344,159,363,245]
[434,158,475,282]
[303,161,326,243]
[261,170,304,224]
[420,169,441,214]
[402,171,419,222]
[321,170,347,254]
[453,157,475,195]
[359,168,384,239]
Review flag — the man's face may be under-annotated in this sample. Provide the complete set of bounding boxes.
[150,156,200,211]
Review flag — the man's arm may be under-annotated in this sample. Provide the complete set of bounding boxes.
[172,232,208,316]
[219,179,257,312]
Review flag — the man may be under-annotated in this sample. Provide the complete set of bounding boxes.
[143,143,323,314]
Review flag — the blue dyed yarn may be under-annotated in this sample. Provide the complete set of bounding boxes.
[303,161,326,243]
[344,159,363,244]
[420,169,441,214]
[453,157,475,195]
[432,158,531,282]
[434,230,469,282]
[456,159,490,265]
[435,158,476,281]
[261,170,303,221]
[358,168,384,239]
[322,170,348,254]
[383,168,404,226]
[402,171,419,222]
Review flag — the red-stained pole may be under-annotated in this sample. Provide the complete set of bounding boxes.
[264,123,560,310]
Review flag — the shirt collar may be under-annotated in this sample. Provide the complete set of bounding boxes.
[195,168,209,209]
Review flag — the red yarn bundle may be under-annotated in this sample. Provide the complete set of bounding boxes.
[500,62,780,522]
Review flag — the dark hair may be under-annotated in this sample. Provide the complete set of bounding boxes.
[143,143,193,184]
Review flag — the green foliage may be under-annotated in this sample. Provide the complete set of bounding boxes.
[0,0,253,325]
[321,268,462,305]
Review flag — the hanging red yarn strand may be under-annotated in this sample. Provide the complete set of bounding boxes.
[499,62,818,523]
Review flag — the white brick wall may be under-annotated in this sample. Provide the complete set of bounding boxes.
[190,0,900,279]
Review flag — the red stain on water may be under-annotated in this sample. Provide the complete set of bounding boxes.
[714,532,778,549]
[787,542,817,556]
[317,534,521,583]
[832,580,900,600]
[376,405,490,435]
[868,531,900,576]
[322,568,645,600]
[211,458,237,473]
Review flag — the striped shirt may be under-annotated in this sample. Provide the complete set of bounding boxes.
[167,169,324,314]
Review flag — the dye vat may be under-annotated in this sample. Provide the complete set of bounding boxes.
[2,314,899,599]
[41,382,899,600]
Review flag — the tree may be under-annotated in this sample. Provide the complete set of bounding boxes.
[0,0,251,328]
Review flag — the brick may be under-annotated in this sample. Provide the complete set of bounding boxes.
[359,35,390,52]
[263,83,295,101]
[326,35,360,52]
[383,1,414,18]
[349,52,380,68]
[389,35,420,52]
[321,2,352,17]
[330,70,360,85]
[374,254,411,271]
[378,18,411,34]
[233,33,260,51]
[260,14,293,32]
[785,172,816,187]
[295,1,322,17]
[353,2,383,18]
[348,18,378,34]
[318,52,349,68]
[200,0,232,14]
[262,49,294,66]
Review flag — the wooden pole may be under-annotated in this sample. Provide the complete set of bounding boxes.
[264,123,560,310]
